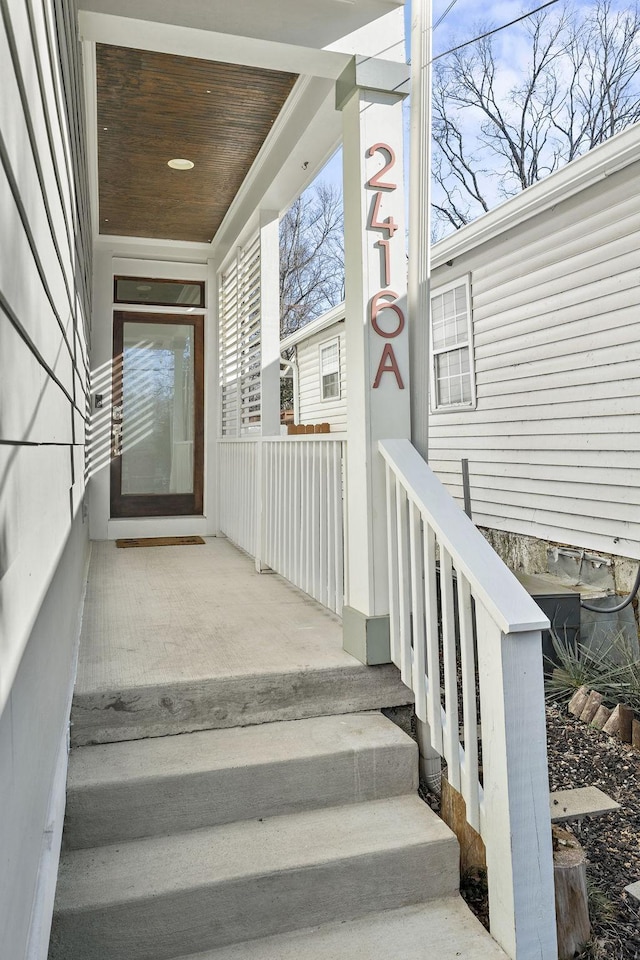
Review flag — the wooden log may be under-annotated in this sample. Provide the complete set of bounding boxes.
[553,825,591,960]
[440,775,486,876]
[633,719,640,753]
[618,705,634,743]
[568,685,590,718]
[603,703,622,736]
[580,690,603,724]
[591,704,611,730]
[603,704,635,742]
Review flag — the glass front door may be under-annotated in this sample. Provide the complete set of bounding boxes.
[110,312,204,517]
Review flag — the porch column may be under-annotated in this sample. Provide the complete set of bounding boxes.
[338,60,411,664]
[259,210,282,437]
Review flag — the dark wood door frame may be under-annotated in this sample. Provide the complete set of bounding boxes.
[110,311,205,518]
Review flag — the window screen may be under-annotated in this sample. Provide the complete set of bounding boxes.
[320,338,340,400]
[430,277,475,409]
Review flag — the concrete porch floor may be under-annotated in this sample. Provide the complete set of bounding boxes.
[71,537,412,745]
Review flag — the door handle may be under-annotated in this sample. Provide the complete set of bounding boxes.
[112,405,123,456]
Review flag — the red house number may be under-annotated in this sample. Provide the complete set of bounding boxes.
[366,143,404,390]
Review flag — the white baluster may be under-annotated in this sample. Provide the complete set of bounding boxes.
[395,482,411,686]
[423,523,443,754]
[409,499,427,722]
[440,544,461,791]
[385,464,400,668]
[457,571,480,831]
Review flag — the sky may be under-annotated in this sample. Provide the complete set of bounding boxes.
[313,0,564,191]
[309,0,626,208]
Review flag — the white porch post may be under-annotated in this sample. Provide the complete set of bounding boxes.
[260,210,282,438]
[338,60,411,663]
[256,210,281,572]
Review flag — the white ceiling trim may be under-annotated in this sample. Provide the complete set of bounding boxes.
[78,11,351,80]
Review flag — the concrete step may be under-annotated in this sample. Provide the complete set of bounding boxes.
[176,899,509,960]
[49,795,458,960]
[64,712,418,849]
[70,661,413,746]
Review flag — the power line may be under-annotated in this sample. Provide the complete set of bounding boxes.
[433,0,458,32]
[430,0,561,63]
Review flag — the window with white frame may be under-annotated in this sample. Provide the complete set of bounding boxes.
[430,276,475,410]
[319,337,340,400]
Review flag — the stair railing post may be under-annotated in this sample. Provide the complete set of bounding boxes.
[475,605,557,960]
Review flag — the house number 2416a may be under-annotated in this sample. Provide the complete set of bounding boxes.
[366,143,404,390]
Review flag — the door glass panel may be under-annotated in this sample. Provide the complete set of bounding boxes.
[121,322,195,495]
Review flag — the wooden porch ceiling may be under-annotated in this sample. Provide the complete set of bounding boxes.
[96,45,297,243]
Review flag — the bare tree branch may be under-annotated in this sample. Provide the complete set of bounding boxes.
[279,183,344,337]
[432,0,640,233]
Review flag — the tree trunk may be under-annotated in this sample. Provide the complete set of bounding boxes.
[553,826,591,960]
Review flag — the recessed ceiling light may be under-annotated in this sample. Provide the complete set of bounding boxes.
[136,284,152,292]
[168,158,194,170]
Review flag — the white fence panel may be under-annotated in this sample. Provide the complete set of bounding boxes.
[218,436,345,615]
[217,439,259,557]
[262,437,345,615]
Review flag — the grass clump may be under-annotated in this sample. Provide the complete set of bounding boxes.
[545,629,640,712]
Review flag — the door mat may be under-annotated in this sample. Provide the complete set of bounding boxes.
[116,536,206,548]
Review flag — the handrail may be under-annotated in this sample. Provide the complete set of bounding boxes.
[378,437,557,960]
[379,439,549,635]
[218,433,347,442]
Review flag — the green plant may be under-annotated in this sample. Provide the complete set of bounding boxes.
[575,938,606,960]
[587,876,616,926]
[545,628,640,712]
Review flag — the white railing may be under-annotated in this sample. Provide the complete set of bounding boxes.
[379,439,557,960]
[217,438,260,557]
[218,436,345,615]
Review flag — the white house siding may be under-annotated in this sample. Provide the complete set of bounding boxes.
[296,321,347,431]
[427,145,640,563]
[0,0,91,956]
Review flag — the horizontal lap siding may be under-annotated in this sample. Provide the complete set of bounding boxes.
[297,323,347,431]
[0,0,91,956]
[429,162,640,561]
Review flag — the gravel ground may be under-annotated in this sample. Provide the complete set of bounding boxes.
[418,705,640,958]
[546,705,640,960]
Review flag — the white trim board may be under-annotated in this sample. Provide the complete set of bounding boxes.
[281,302,345,351]
[432,122,640,270]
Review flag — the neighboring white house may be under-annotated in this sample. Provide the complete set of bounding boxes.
[294,124,640,589]
[280,303,347,431]
[425,121,640,591]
